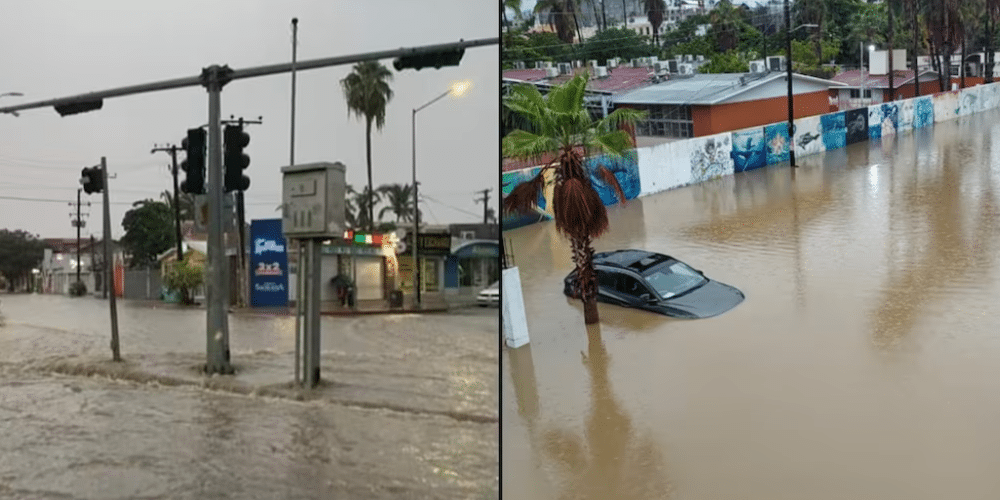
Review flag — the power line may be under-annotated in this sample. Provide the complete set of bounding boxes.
[421,194,482,218]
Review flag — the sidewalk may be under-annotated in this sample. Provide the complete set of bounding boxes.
[121,291,483,316]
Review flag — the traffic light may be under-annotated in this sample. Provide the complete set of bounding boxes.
[80,166,103,194]
[224,125,250,192]
[392,48,465,71]
[180,128,206,194]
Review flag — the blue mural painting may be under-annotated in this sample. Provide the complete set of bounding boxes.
[730,128,766,172]
[691,135,732,181]
[868,105,884,140]
[502,167,552,230]
[845,108,868,145]
[586,151,641,206]
[914,96,934,128]
[821,112,846,150]
[879,103,899,137]
[763,123,790,164]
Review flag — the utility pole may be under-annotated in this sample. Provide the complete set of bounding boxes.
[151,143,184,261]
[69,189,90,292]
[474,188,492,224]
[90,234,96,294]
[222,115,262,309]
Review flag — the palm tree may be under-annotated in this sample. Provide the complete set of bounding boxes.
[987,0,999,83]
[377,183,420,223]
[535,0,584,44]
[645,0,666,47]
[502,74,646,325]
[159,189,195,221]
[348,185,381,231]
[340,61,394,233]
[503,0,522,31]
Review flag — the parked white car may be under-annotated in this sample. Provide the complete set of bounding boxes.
[477,281,499,307]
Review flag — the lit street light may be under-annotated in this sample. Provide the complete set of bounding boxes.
[411,79,472,308]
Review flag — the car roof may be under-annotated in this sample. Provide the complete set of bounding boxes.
[594,249,675,274]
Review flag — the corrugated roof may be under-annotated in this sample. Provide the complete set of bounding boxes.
[830,69,939,88]
[614,72,846,105]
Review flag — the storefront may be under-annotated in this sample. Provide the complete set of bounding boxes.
[445,240,500,293]
[398,230,450,294]
[321,244,388,302]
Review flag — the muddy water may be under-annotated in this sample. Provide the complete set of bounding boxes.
[0,296,498,498]
[502,110,1000,499]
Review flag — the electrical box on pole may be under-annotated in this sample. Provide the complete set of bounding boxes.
[280,161,347,388]
[224,125,251,192]
[181,128,206,194]
[280,162,346,238]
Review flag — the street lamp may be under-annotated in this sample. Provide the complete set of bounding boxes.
[784,0,818,169]
[411,79,471,308]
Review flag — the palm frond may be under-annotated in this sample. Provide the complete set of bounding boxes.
[595,165,627,207]
[552,177,609,239]
[503,129,559,160]
[589,130,636,157]
[502,171,547,215]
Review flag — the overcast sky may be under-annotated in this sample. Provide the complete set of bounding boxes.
[1,0,498,240]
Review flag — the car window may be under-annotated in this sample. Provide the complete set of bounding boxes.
[617,275,646,296]
[597,271,618,290]
[643,262,707,298]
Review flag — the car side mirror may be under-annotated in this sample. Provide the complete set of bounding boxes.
[639,293,656,303]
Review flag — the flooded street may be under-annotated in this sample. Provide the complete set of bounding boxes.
[0,296,498,499]
[502,109,1000,499]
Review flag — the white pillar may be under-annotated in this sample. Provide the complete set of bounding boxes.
[502,266,530,348]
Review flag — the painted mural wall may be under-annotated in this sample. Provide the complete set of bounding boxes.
[502,81,1000,230]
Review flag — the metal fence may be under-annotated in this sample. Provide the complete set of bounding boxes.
[123,268,162,300]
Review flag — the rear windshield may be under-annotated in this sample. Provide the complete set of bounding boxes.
[643,261,706,298]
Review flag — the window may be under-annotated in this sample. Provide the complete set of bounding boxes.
[616,275,646,296]
[598,271,618,290]
[460,230,476,240]
[635,104,694,139]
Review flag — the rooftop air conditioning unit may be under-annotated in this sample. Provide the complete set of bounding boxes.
[607,58,618,68]
[684,54,693,62]
[650,56,659,65]
[678,63,694,75]
[588,60,598,69]
[697,55,705,62]
[546,67,559,78]
[558,62,572,75]
[748,61,765,73]
[534,61,545,69]
[513,61,526,70]
[768,56,786,71]
[668,59,679,73]
[573,60,583,68]
[631,58,641,67]
[596,66,608,78]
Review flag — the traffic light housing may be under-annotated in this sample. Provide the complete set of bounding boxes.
[224,125,250,192]
[392,48,465,71]
[180,128,206,194]
[80,166,103,194]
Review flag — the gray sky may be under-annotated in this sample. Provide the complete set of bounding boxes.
[1,0,498,240]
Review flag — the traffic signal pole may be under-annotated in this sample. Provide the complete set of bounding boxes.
[205,66,232,375]
[101,157,121,362]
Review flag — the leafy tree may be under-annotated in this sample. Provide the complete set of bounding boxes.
[0,229,47,292]
[577,27,657,64]
[345,185,382,231]
[160,189,195,221]
[341,61,394,233]
[502,75,646,325]
[120,200,175,269]
[697,50,749,73]
[505,31,578,66]
[163,258,204,305]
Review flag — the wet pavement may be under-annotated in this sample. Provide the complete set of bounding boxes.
[0,293,498,499]
[502,110,1000,499]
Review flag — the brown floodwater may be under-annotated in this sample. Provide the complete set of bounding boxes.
[502,110,1000,499]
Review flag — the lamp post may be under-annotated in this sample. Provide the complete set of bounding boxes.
[784,0,817,169]
[411,80,471,308]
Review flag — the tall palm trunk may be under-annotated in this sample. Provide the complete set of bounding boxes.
[571,235,599,324]
[960,36,966,88]
[987,12,995,84]
[888,0,895,101]
[365,117,374,233]
[912,0,920,96]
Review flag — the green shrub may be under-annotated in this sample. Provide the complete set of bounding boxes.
[163,259,204,305]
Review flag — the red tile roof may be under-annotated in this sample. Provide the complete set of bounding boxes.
[503,65,657,95]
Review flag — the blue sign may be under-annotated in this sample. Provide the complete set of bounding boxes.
[250,219,289,307]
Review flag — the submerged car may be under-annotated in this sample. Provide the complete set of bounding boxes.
[477,281,499,307]
[563,249,744,319]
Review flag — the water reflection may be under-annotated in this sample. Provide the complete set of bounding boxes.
[870,119,1000,349]
[510,325,672,499]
